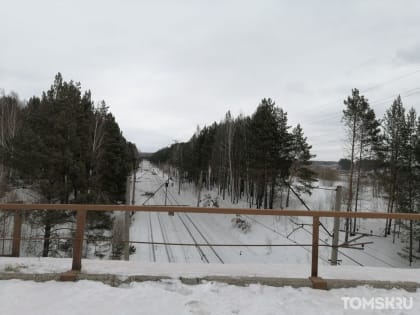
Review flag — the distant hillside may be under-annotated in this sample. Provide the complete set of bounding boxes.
[139,152,154,159]
[311,161,339,169]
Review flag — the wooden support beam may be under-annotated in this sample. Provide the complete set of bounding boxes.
[72,210,87,271]
[330,185,342,265]
[12,210,23,257]
[311,216,319,278]
[309,276,328,290]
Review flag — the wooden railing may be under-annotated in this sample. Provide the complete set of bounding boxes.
[2,203,420,287]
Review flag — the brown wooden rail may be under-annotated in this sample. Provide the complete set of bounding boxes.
[2,203,420,287]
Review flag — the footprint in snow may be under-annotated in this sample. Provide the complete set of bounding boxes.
[163,282,193,296]
[185,300,210,315]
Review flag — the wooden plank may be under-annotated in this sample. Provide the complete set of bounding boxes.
[311,216,320,278]
[0,203,420,220]
[72,210,87,271]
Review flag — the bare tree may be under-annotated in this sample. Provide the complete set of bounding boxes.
[0,92,22,179]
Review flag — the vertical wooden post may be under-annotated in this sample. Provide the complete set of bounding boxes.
[12,210,23,257]
[311,216,320,278]
[131,170,136,205]
[331,185,342,265]
[123,176,131,261]
[72,209,87,271]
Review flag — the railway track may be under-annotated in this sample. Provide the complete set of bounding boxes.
[244,215,331,264]
[156,213,175,262]
[148,212,156,262]
[152,173,225,263]
[183,213,224,263]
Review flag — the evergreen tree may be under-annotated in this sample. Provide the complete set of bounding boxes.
[8,73,137,256]
[151,98,313,210]
[342,89,377,239]
[286,124,317,207]
[380,96,406,236]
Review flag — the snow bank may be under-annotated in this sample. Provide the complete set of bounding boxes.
[0,278,419,315]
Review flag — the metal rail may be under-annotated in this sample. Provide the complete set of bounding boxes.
[177,214,210,263]
[183,214,224,263]
[156,213,174,262]
[148,212,156,262]
[152,174,224,264]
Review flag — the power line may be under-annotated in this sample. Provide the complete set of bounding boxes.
[303,85,420,127]
[299,69,420,125]
[362,69,420,93]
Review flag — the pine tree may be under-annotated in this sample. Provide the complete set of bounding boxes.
[150,98,312,210]
[286,124,316,207]
[8,73,137,256]
[380,96,406,236]
[248,99,292,208]
[395,108,418,264]
[342,88,371,239]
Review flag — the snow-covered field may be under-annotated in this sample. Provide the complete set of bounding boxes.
[129,161,419,269]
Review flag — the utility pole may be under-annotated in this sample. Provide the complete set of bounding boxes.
[330,185,342,265]
[196,171,203,207]
[164,180,168,206]
[166,180,174,216]
[131,169,136,205]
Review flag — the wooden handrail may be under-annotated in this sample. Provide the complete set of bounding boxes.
[1,203,420,220]
[3,203,420,287]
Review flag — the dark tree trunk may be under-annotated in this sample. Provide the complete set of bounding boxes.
[42,223,51,257]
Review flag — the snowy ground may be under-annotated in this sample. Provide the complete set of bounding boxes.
[129,161,420,269]
[1,277,419,315]
[1,161,420,314]
[2,257,420,314]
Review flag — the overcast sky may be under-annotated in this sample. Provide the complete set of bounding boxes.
[1,0,420,161]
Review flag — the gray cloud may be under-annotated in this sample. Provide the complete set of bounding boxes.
[396,43,420,64]
[1,0,420,160]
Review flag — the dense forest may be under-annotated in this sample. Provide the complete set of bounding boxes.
[151,98,317,209]
[0,73,138,256]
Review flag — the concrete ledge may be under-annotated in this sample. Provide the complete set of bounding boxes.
[1,272,419,291]
[325,279,420,292]
[199,276,312,288]
[0,272,60,282]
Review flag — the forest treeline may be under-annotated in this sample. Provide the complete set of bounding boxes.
[0,73,138,256]
[151,98,317,209]
[342,89,420,264]
[151,90,420,264]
